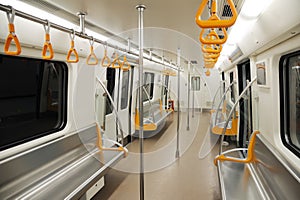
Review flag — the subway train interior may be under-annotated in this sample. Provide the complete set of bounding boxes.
[0,0,299,199]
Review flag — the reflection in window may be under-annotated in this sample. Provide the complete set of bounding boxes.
[143,72,154,102]
[121,70,129,109]
[280,51,300,157]
[0,55,67,151]
[191,76,200,91]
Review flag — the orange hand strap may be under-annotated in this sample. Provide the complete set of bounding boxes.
[111,52,122,69]
[42,21,54,60]
[86,38,99,65]
[195,0,237,28]
[4,8,21,55]
[199,28,227,45]
[205,69,211,76]
[202,44,222,54]
[66,30,79,63]
[101,47,111,67]
[204,52,220,59]
[121,55,130,71]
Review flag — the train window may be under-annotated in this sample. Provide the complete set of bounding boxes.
[191,76,200,91]
[121,70,130,109]
[143,72,154,102]
[0,55,67,151]
[280,51,300,157]
[230,72,235,102]
[106,68,115,115]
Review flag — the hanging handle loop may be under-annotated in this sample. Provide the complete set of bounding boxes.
[4,7,21,55]
[200,28,227,44]
[195,0,237,28]
[86,37,99,65]
[42,20,54,60]
[111,50,122,69]
[121,55,130,71]
[202,44,222,54]
[66,29,79,63]
[101,44,111,67]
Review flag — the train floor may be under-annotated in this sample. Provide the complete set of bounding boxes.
[93,111,221,200]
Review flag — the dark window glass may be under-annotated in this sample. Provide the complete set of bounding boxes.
[280,51,300,157]
[0,55,67,151]
[143,72,154,102]
[230,72,235,102]
[106,68,115,115]
[121,70,130,109]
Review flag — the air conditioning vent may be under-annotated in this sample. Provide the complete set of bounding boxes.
[221,5,234,17]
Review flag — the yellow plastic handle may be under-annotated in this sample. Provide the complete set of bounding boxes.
[111,52,122,69]
[86,46,99,65]
[205,69,211,76]
[204,62,216,68]
[101,49,111,67]
[4,23,21,55]
[202,44,222,54]
[121,55,130,71]
[66,40,79,63]
[42,33,54,60]
[195,0,237,28]
[200,28,227,45]
[204,52,220,59]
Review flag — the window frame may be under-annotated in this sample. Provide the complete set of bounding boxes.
[0,54,68,151]
[279,50,300,158]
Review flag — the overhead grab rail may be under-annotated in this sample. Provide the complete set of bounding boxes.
[0,5,179,71]
[4,7,21,55]
[42,20,54,60]
[195,0,238,28]
[199,28,227,44]
[86,37,98,65]
[66,29,79,63]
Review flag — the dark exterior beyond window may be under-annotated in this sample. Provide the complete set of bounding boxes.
[0,55,67,151]
[280,51,300,158]
[230,72,235,103]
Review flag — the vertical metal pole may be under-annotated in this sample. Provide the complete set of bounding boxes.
[77,12,86,34]
[192,65,195,118]
[136,4,146,200]
[187,61,190,131]
[176,48,181,158]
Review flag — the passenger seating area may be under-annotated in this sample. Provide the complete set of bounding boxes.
[0,125,125,199]
[216,134,300,200]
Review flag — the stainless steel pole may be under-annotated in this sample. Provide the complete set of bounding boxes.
[187,61,190,131]
[136,4,146,200]
[176,48,181,158]
[192,65,195,118]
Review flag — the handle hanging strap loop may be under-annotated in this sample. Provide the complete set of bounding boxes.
[4,7,21,55]
[121,55,130,71]
[86,37,99,65]
[101,44,111,67]
[66,29,79,63]
[42,20,54,60]
[111,51,122,69]
[199,28,227,44]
